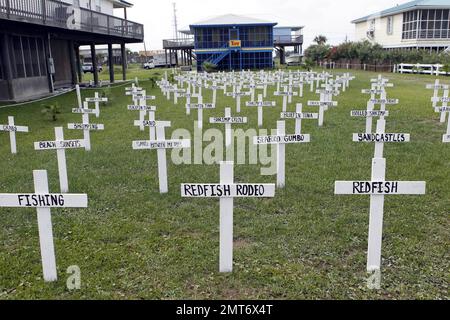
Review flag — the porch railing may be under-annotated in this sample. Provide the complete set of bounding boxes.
[0,0,144,40]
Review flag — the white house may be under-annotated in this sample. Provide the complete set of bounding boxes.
[352,0,450,51]
[64,0,130,15]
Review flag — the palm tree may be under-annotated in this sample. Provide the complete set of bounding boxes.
[314,35,328,45]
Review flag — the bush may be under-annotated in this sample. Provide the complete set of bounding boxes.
[202,61,217,73]
[305,40,450,66]
[41,103,61,121]
[304,44,331,63]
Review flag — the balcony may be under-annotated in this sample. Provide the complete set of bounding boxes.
[0,0,144,42]
[274,35,303,46]
[163,38,195,49]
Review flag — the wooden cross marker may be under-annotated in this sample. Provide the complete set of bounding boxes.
[243,82,257,102]
[432,89,449,123]
[254,121,310,188]
[179,89,199,116]
[34,127,86,193]
[135,90,156,131]
[371,76,394,91]
[370,93,399,116]
[0,116,29,154]
[246,94,276,127]
[181,161,275,272]
[69,102,104,151]
[210,107,248,147]
[85,92,107,118]
[208,82,221,106]
[127,103,157,132]
[354,119,410,158]
[134,116,170,141]
[227,87,251,113]
[125,84,143,109]
[0,170,88,282]
[307,98,337,127]
[133,127,191,194]
[361,85,386,133]
[274,87,298,112]
[335,158,426,274]
[72,105,99,118]
[426,80,448,109]
[444,107,450,143]
[75,84,82,109]
[281,104,318,135]
[168,85,186,105]
[187,96,216,129]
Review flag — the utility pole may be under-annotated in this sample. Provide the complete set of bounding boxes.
[173,2,178,40]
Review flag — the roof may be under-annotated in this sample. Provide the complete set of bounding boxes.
[274,26,304,31]
[352,0,450,23]
[190,14,277,28]
[112,0,133,9]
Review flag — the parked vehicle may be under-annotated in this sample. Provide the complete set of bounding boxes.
[285,54,303,66]
[143,61,155,69]
[82,62,103,73]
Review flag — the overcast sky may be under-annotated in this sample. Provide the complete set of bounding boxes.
[122,0,412,51]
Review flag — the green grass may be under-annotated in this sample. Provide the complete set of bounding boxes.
[0,68,448,300]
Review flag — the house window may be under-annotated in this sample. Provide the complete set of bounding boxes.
[404,9,450,40]
[387,16,394,35]
[9,35,47,79]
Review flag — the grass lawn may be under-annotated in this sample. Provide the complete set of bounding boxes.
[0,68,448,300]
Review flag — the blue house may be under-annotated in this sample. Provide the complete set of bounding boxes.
[190,14,277,71]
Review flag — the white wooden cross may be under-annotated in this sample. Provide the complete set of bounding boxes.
[69,102,104,151]
[0,116,29,154]
[254,121,310,188]
[281,104,318,135]
[246,94,276,127]
[370,94,399,116]
[243,82,257,102]
[133,127,191,193]
[125,84,143,110]
[444,107,450,143]
[135,90,156,131]
[85,92,108,118]
[361,86,386,133]
[307,99,337,127]
[181,161,275,272]
[187,96,216,129]
[34,127,86,193]
[353,118,410,158]
[0,170,87,282]
[274,87,298,112]
[426,80,448,110]
[179,89,199,116]
[335,158,426,274]
[75,84,82,109]
[168,85,186,105]
[227,86,251,113]
[207,82,221,106]
[371,75,394,91]
[128,103,157,132]
[210,107,248,147]
[432,89,449,123]
[134,116,170,141]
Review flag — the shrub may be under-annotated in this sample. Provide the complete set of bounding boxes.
[41,103,61,121]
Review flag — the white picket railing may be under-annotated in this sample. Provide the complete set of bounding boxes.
[395,63,448,76]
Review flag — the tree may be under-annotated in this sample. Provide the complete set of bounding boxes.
[304,44,331,63]
[314,35,328,45]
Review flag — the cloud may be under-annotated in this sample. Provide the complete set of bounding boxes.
[122,0,412,51]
